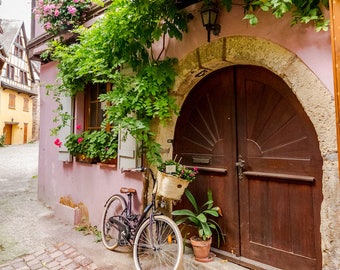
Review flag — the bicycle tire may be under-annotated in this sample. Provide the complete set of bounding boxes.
[101,194,128,250]
[133,215,183,270]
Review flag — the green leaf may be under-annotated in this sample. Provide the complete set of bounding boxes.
[196,213,207,223]
[203,209,219,217]
[184,189,199,213]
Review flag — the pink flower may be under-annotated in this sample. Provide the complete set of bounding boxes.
[54,9,60,16]
[77,137,84,144]
[54,138,62,148]
[76,124,82,130]
[68,6,77,16]
[44,22,52,30]
[73,0,79,2]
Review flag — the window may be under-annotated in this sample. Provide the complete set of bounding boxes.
[15,35,23,46]
[14,46,23,59]
[9,93,15,109]
[85,83,109,130]
[6,65,14,80]
[23,97,29,112]
[20,70,28,85]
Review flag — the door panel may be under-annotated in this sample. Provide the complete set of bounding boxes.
[173,67,239,253]
[24,123,28,143]
[237,66,322,269]
[173,65,322,269]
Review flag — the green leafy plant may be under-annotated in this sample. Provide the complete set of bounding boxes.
[172,189,225,246]
[75,224,102,242]
[0,134,5,147]
[63,129,118,161]
[48,0,328,167]
[49,0,187,166]
[157,159,198,182]
[241,0,329,31]
[33,0,92,35]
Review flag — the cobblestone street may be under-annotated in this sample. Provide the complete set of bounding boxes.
[0,143,248,270]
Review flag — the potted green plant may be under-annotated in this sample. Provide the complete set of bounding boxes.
[64,131,91,162]
[85,130,118,164]
[156,158,198,200]
[63,129,118,164]
[172,189,225,262]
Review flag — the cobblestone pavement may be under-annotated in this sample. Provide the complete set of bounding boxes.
[0,243,98,270]
[0,143,249,270]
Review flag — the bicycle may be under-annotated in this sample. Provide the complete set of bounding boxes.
[101,167,183,270]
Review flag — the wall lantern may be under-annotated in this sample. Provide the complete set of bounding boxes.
[200,1,221,42]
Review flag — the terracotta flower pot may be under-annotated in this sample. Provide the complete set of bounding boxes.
[190,236,215,262]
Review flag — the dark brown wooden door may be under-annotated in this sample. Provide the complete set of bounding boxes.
[173,65,322,269]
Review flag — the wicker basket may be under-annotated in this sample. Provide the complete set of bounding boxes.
[156,171,190,200]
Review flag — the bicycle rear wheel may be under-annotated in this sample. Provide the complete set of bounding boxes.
[133,215,183,270]
[101,194,127,250]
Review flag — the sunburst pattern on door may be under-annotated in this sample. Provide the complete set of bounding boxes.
[244,80,312,160]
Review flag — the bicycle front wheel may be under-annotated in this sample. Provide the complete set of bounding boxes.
[133,215,183,270]
[101,194,127,250]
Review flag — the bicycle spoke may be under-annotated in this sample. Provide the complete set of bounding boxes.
[134,215,183,270]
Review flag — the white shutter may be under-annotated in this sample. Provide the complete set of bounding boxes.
[117,129,141,170]
[58,96,73,162]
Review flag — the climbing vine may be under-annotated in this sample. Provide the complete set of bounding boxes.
[51,0,187,165]
[49,0,328,165]
[241,0,329,31]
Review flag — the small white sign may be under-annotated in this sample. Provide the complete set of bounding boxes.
[165,165,176,174]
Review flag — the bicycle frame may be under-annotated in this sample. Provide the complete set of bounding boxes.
[107,167,159,246]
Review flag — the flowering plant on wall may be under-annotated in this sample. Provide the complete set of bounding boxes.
[34,0,92,34]
[54,126,118,163]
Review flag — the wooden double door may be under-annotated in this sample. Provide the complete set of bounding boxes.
[173,65,322,269]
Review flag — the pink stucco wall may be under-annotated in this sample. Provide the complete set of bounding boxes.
[167,4,332,92]
[38,62,144,226]
[38,4,333,227]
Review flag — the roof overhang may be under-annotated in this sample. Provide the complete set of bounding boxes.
[0,81,37,96]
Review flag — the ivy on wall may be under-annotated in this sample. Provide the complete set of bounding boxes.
[50,0,187,165]
[49,0,328,165]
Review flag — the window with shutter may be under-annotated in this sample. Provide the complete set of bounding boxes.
[9,93,15,109]
[23,97,29,112]
[85,83,108,130]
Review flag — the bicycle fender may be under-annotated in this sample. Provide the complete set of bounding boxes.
[103,194,126,207]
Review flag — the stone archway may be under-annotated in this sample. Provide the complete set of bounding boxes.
[156,36,339,269]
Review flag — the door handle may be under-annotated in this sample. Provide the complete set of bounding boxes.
[236,155,246,180]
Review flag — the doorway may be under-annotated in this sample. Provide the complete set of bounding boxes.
[3,124,12,145]
[173,65,322,269]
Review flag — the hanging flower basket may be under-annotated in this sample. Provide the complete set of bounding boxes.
[156,171,190,200]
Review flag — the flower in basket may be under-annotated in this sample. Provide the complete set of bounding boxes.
[33,0,92,35]
[157,159,198,182]
[156,158,198,200]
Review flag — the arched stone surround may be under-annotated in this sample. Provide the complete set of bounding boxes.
[156,36,340,269]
